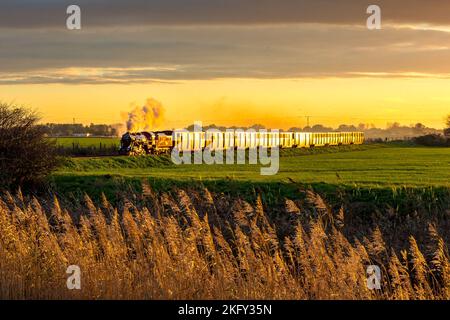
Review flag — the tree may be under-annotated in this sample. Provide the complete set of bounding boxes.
[388,122,401,129]
[414,123,425,130]
[445,115,450,137]
[337,124,357,132]
[310,124,333,132]
[357,123,367,131]
[413,123,426,134]
[247,124,266,130]
[0,103,58,189]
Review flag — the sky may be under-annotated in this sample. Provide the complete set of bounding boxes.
[0,0,449,129]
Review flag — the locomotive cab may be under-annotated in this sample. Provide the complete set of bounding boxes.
[119,131,155,155]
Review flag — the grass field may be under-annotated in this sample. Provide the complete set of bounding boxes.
[51,143,450,208]
[52,137,120,147]
[56,144,450,187]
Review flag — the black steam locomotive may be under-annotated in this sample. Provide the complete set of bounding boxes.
[119,131,173,156]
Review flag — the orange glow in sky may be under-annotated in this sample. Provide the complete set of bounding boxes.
[1,77,448,129]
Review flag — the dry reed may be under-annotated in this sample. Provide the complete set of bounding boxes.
[0,187,448,300]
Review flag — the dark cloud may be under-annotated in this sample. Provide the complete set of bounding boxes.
[1,25,450,84]
[1,0,450,28]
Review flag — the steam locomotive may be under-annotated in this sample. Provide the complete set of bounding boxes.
[119,130,365,156]
[119,131,173,156]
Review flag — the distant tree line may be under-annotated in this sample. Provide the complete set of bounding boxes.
[41,115,450,143]
[187,121,445,141]
[39,123,120,137]
[412,115,450,147]
[288,122,445,140]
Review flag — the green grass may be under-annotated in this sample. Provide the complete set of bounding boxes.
[48,143,449,217]
[59,154,173,170]
[55,144,450,187]
[51,174,450,216]
[52,137,120,148]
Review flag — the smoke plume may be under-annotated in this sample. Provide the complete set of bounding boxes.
[122,98,165,132]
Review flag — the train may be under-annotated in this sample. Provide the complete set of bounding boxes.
[119,130,365,156]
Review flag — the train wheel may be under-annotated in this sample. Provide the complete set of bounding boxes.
[130,145,146,156]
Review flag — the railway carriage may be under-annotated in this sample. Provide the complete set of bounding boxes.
[234,131,246,149]
[205,131,224,150]
[280,132,294,148]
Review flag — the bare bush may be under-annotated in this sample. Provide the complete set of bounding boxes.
[0,103,58,189]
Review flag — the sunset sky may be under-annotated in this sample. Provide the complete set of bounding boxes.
[1,0,450,129]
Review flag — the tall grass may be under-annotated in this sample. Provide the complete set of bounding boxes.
[0,187,448,299]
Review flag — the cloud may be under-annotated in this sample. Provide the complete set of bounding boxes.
[2,0,450,28]
[0,68,179,85]
[1,24,450,84]
[2,1,450,84]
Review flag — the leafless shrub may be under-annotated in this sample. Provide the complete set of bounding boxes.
[0,103,58,189]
